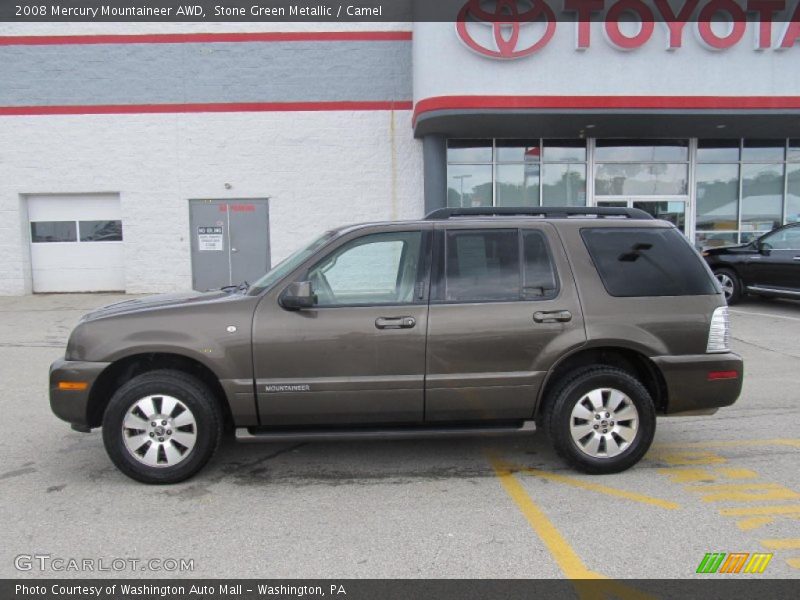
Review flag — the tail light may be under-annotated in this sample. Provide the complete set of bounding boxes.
[706,306,731,353]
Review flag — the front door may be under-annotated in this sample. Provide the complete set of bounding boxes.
[252,226,432,426]
[189,199,270,291]
[749,226,800,291]
[425,224,586,421]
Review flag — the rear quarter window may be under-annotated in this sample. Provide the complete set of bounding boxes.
[581,227,717,297]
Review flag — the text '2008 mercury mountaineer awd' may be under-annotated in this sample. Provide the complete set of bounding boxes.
[50,207,743,484]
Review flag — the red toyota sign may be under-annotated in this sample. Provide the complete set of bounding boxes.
[456,0,800,57]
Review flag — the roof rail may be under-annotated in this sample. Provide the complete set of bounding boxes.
[424,206,654,220]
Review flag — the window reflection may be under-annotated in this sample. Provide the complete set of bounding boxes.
[542,164,586,206]
[496,163,540,207]
[447,164,492,207]
[594,163,688,196]
[695,164,739,231]
[741,163,784,234]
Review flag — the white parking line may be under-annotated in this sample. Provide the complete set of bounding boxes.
[729,309,800,322]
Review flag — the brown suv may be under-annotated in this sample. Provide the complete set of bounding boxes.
[50,207,743,484]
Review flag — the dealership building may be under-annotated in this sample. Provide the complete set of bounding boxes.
[1,4,800,294]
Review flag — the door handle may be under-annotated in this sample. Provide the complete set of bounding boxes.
[793,256,800,261]
[533,310,572,323]
[375,316,416,330]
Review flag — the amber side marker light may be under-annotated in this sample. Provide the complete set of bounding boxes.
[58,381,88,391]
[707,370,738,381]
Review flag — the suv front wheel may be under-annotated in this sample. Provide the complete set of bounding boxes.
[544,367,656,474]
[102,370,222,484]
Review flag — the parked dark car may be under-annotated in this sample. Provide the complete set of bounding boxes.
[50,207,742,483]
[703,223,800,305]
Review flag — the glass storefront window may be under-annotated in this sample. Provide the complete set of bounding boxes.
[496,163,540,207]
[697,140,740,162]
[496,139,540,162]
[595,140,688,162]
[741,163,784,233]
[787,163,800,223]
[594,163,688,195]
[742,140,785,162]
[447,164,492,207]
[695,164,739,231]
[696,232,739,249]
[542,164,586,206]
[447,139,492,163]
[446,139,588,208]
[543,140,586,162]
[789,140,800,162]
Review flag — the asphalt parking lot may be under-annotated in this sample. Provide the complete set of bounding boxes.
[0,293,798,582]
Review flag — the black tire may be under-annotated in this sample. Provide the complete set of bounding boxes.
[714,268,742,305]
[544,367,656,474]
[102,370,222,484]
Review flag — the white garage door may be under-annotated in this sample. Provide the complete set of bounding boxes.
[28,194,125,293]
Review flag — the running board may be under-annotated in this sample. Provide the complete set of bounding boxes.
[236,421,536,443]
[746,285,800,297]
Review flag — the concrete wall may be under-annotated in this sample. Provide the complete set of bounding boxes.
[0,23,421,295]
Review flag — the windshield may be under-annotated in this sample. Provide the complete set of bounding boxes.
[249,231,337,294]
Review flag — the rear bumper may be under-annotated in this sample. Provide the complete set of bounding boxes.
[652,352,743,415]
[49,357,110,429]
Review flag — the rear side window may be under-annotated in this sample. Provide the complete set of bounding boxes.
[446,230,519,302]
[581,228,716,297]
[444,229,558,302]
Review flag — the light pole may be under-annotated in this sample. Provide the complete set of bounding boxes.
[453,174,472,207]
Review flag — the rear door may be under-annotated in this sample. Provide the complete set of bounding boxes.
[424,222,586,421]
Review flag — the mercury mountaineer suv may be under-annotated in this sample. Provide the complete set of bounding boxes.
[50,207,743,484]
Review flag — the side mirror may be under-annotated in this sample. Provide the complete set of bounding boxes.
[757,241,772,255]
[280,281,316,310]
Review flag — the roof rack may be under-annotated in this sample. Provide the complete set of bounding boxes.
[424,207,654,220]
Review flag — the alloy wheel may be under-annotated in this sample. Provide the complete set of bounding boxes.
[121,394,197,468]
[715,272,735,302]
[569,388,639,458]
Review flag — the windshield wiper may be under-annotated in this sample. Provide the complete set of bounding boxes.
[220,281,250,293]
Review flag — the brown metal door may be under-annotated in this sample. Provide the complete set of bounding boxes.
[425,223,586,421]
[252,227,431,426]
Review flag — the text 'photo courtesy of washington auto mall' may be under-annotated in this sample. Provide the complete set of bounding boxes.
[0,0,800,599]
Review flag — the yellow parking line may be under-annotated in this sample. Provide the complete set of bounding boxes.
[736,517,774,531]
[521,466,680,510]
[787,558,800,569]
[760,538,800,550]
[720,505,800,517]
[652,439,800,450]
[488,455,658,599]
[488,456,602,580]
[686,483,800,503]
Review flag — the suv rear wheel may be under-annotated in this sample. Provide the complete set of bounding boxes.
[102,370,222,484]
[544,367,656,474]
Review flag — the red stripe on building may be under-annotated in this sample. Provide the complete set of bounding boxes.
[413,95,800,124]
[0,31,412,46]
[0,101,414,116]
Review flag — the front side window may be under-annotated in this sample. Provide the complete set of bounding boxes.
[308,232,422,306]
[582,228,717,297]
[760,226,800,251]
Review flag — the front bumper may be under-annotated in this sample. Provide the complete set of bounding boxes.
[652,352,743,415]
[49,357,111,429]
